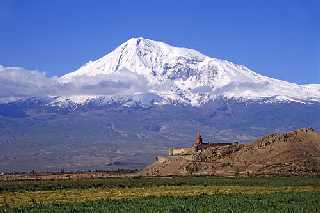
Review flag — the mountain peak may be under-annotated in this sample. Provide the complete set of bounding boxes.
[126,36,146,44]
[121,37,205,59]
[59,38,320,105]
[121,37,147,49]
[61,37,207,81]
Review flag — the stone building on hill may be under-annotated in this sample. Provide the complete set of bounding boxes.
[168,131,233,156]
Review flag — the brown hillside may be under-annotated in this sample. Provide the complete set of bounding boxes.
[142,128,320,176]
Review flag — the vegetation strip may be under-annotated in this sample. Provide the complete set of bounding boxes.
[1,176,320,192]
[2,192,320,213]
[1,185,319,207]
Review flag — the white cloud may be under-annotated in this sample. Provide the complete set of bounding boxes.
[0,65,57,98]
[56,68,151,96]
[0,66,151,99]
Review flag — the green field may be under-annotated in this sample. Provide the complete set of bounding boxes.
[0,176,320,212]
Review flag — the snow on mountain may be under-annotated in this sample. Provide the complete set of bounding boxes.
[0,38,319,106]
[59,37,320,105]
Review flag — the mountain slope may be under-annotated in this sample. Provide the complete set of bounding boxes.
[1,98,319,172]
[59,37,320,106]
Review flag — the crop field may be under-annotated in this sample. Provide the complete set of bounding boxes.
[0,176,320,212]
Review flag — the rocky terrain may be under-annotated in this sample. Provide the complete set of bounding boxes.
[142,128,320,176]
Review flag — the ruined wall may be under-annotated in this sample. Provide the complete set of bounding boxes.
[168,147,194,156]
[155,156,171,163]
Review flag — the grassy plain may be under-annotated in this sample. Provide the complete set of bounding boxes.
[0,176,319,212]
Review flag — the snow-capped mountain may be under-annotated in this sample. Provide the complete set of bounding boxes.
[58,37,320,106]
[1,38,320,171]
[0,38,319,106]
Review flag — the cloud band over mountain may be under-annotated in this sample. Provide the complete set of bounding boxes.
[0,65,151,100]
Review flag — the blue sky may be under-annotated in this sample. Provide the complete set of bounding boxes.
[0,0,319,84]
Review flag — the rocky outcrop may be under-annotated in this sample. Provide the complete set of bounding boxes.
[142,128,320,176]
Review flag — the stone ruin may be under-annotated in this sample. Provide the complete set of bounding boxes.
[168,131,234,156]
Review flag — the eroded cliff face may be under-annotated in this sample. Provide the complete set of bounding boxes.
[142,128,320,176]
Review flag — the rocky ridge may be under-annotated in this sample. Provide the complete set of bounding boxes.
[142,128,320,176]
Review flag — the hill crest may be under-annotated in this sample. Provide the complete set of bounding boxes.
[142,128,320,176]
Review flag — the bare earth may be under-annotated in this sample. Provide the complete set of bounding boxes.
[142,128,320,176]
